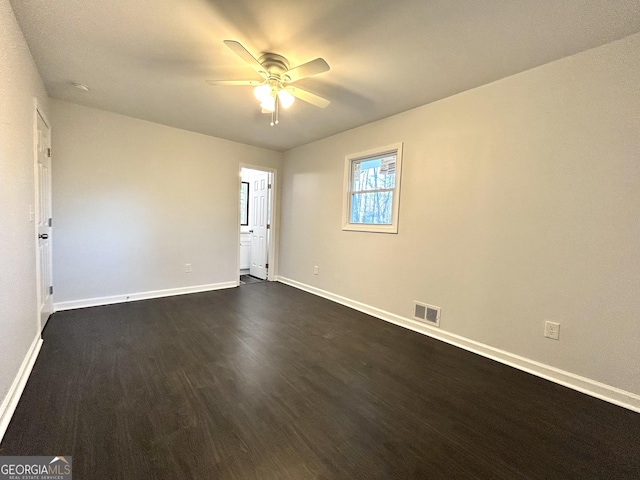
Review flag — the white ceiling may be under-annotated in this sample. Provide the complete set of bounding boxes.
[10,0,640,151]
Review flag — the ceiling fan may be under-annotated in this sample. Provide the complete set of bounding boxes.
[207,40,330,126]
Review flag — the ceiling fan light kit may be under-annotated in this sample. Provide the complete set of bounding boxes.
[254,82,296,126]
[207,40,330,126]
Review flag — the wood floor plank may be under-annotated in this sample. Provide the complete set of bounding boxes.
[1,282,638,479]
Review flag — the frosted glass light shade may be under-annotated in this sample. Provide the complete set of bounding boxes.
[278,89,295,109]
[260,97,276,112]
[254,84,272,103]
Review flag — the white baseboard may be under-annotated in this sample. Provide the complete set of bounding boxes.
[0,333,43,443]
[276,276,640,413]
[54,281,238,311]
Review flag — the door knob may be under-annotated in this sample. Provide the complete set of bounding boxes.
[38,233,49,239]
[249,229,254,233]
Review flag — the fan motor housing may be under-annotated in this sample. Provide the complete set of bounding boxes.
[258,53,289,76]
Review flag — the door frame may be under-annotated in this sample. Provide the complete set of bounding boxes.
[34,102,53,332]
[238,163,278,283]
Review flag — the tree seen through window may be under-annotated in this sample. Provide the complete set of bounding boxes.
[350,155,397,225]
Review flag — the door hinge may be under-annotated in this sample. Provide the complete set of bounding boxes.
[48,218,52,227]
[268,184,272,189]
[265,263,269,269]
[49,286,53,295]
[47,148,51,158]
[266,224,271,230]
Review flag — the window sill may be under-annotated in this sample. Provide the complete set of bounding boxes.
[342,223,398,234]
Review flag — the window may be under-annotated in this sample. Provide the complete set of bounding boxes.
[240,181,249,226]
[342,143,403,233]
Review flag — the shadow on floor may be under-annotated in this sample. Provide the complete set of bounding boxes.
[239,274,264,285]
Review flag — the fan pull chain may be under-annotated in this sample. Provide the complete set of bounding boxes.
[270,95,280,126]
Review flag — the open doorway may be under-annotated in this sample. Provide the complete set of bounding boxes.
[239,166,275,284]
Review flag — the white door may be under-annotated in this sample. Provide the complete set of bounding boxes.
[36,111,53,330]
[249,171,270,279]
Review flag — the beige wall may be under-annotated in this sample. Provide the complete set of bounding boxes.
[0,0,49,417]
[51,100,282,304]
[280,33,640,395]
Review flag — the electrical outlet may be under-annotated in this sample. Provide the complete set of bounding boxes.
[314,265,319,275]
[544,321,560,340]
[185,264,192,273]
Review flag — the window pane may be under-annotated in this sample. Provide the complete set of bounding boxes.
[350,191,393,225]
[240,182,249,226]
[352,154,396,192]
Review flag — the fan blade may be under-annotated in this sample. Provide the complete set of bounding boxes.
[223,40,267,77]
[287,87,330,108]
[206,80,262,86]
[285,58,330,82]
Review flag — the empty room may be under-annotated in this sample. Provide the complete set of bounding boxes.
[1,0,639,478]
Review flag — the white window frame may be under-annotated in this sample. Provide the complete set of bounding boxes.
[342,142,403,233]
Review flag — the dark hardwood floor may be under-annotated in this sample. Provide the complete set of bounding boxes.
[1,282,638,479]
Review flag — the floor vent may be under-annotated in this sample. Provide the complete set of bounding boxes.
[413,302,441,327]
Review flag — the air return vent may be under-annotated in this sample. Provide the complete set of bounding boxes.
[413,301,441,327]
